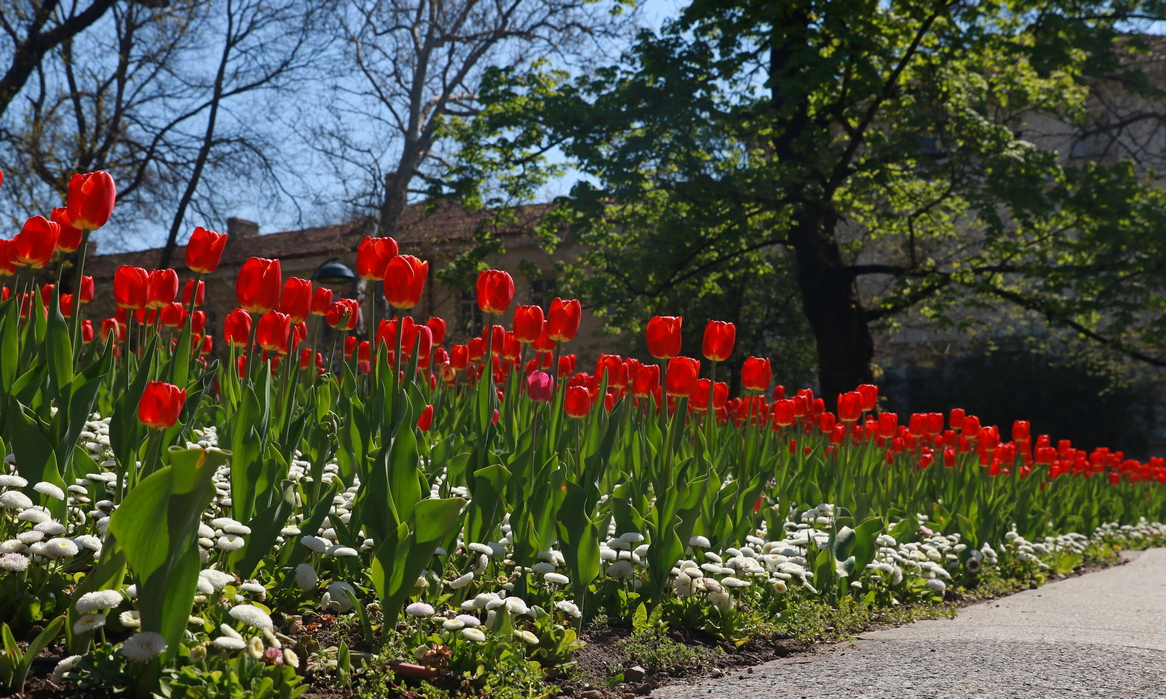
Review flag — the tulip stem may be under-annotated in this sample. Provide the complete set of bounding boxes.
[69,229,89,361]
[367,282,377,383]
[242,314,259,386]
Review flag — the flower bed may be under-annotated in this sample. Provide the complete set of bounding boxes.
[1,172,1165,698]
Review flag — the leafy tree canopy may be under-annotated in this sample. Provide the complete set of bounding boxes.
[443,0,1166,404]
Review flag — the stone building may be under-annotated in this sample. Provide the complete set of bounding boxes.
[84,201,611,365]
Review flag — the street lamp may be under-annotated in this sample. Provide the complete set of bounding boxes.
[312,257,356,285]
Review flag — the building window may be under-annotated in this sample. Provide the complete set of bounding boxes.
[458,288,481,339]
[530,278,556,311]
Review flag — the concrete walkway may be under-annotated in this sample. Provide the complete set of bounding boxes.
[652,549,1166,698]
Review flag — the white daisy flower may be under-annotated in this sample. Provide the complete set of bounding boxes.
[33,482,65,500]
[455,614,482,627]
[555,600,582,618]
[515,630,540,645]
[405,602,434,617]
[52,655,81,683]
[326,582,356,612]
[43,538,79,558]
[294,564,317,591]
[75,589,123,614]
[73,612,107,634]
[543,572,570,586]
[442,619,466,631]
[449,572,474,589]
[199,569,235,591]
[299,536,327,553]
[0,553,29,572]
[467,542,493,556]
[0,475,28,488]
[120,610,141,627]
[461,628,486,642]
[216,535,245,551]
[213,636,247,650]
[228,605,273,631]
[0,491,33,509]
[18,509,51,524]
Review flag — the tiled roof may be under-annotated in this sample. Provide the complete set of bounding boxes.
[1117,33,1166,66]
[86,200,551,278]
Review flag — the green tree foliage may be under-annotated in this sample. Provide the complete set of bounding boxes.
[444,0,1166,404]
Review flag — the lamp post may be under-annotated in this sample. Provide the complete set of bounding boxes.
[311,257,356,286]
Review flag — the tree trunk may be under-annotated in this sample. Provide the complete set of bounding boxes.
[788,213,874,409]
[378,170,410,236]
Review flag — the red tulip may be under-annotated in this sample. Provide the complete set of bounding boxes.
[665,357,700,397]
[80,319,94,344]
[949,409,966,430]
[200,335,213,355]
[356,236,398,281]
[856,384,878,411]
[160,302,187,328]
[138,381,186,429]
[468,337,485,362]
[426,317,446,345]
[114,266,149,309]
[596,354,628,388]
[146,268,179,309]
[547,297,581,342]
[702,321,735,362]
[236,257,282,313]
[325,299,359,330]
[558,354,577,378]
[646,316,682,359]
[877,412,898,439]
[741,357,771,391]
[224,309,252,348]
[691,379,728,411]
[101,318,124,343]
[311,287,333,316]
[256,311,292,353]
[192,310,206,334]
[0,240,15,276]
[631,364,660,397]
[1012,420,1031,442]
[78,275,94,303]
[527,370,554,402]
[185,226,227,274]
[450,344,469,370]
[183,279,205,307]
[278,277,313,324]
[383,255,427,309]
[416,405,434,433]
[51,207,83,253]
[58,293,74,317]
[943,447,957,468]
[501,331,520,361]
[344,336,357,359]
[772,399,795,427]
[513,305,544,343]
[564,385,593,417]
[837,391,863,422]
[476,270,514,315]
[66,171,116,231]
[14,216,60,269]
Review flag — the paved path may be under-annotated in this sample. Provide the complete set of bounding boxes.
[652,549,1166,698]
